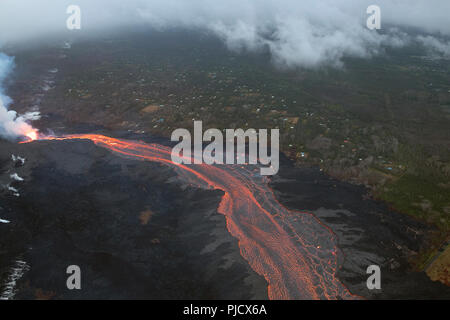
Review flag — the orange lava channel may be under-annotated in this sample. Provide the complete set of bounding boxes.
[37,134,356,300]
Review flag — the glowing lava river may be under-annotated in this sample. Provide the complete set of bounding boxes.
[27,134,356,300]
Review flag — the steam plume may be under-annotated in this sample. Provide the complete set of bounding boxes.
[0,53,39,141]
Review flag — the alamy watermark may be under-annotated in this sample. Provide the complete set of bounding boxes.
[66,5,81,30]
[366,265,381,290]
[66,265,81,290]
[67,5,381,31]
[171,121,279,176]
[367,5,381,30]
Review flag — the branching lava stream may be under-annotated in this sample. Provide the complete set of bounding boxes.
[29,134,356,300]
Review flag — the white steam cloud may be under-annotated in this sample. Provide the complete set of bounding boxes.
[0,1,450,69]
[0,53,39,140]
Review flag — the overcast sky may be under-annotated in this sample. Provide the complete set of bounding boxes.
[0,0,449,68]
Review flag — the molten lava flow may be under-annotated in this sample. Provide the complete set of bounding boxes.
[25,130,38,141]
[33,134,357,300]
[16,127,39,143]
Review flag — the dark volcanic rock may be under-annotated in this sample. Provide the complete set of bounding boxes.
[0,139,267,299]
[270,159,450,299]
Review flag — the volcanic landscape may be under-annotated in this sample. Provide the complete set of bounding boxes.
[0,32,449,300]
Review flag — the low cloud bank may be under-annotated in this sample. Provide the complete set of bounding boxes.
[0,0,449,68]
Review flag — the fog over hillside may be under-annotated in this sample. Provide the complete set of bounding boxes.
[0,0,449,68]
